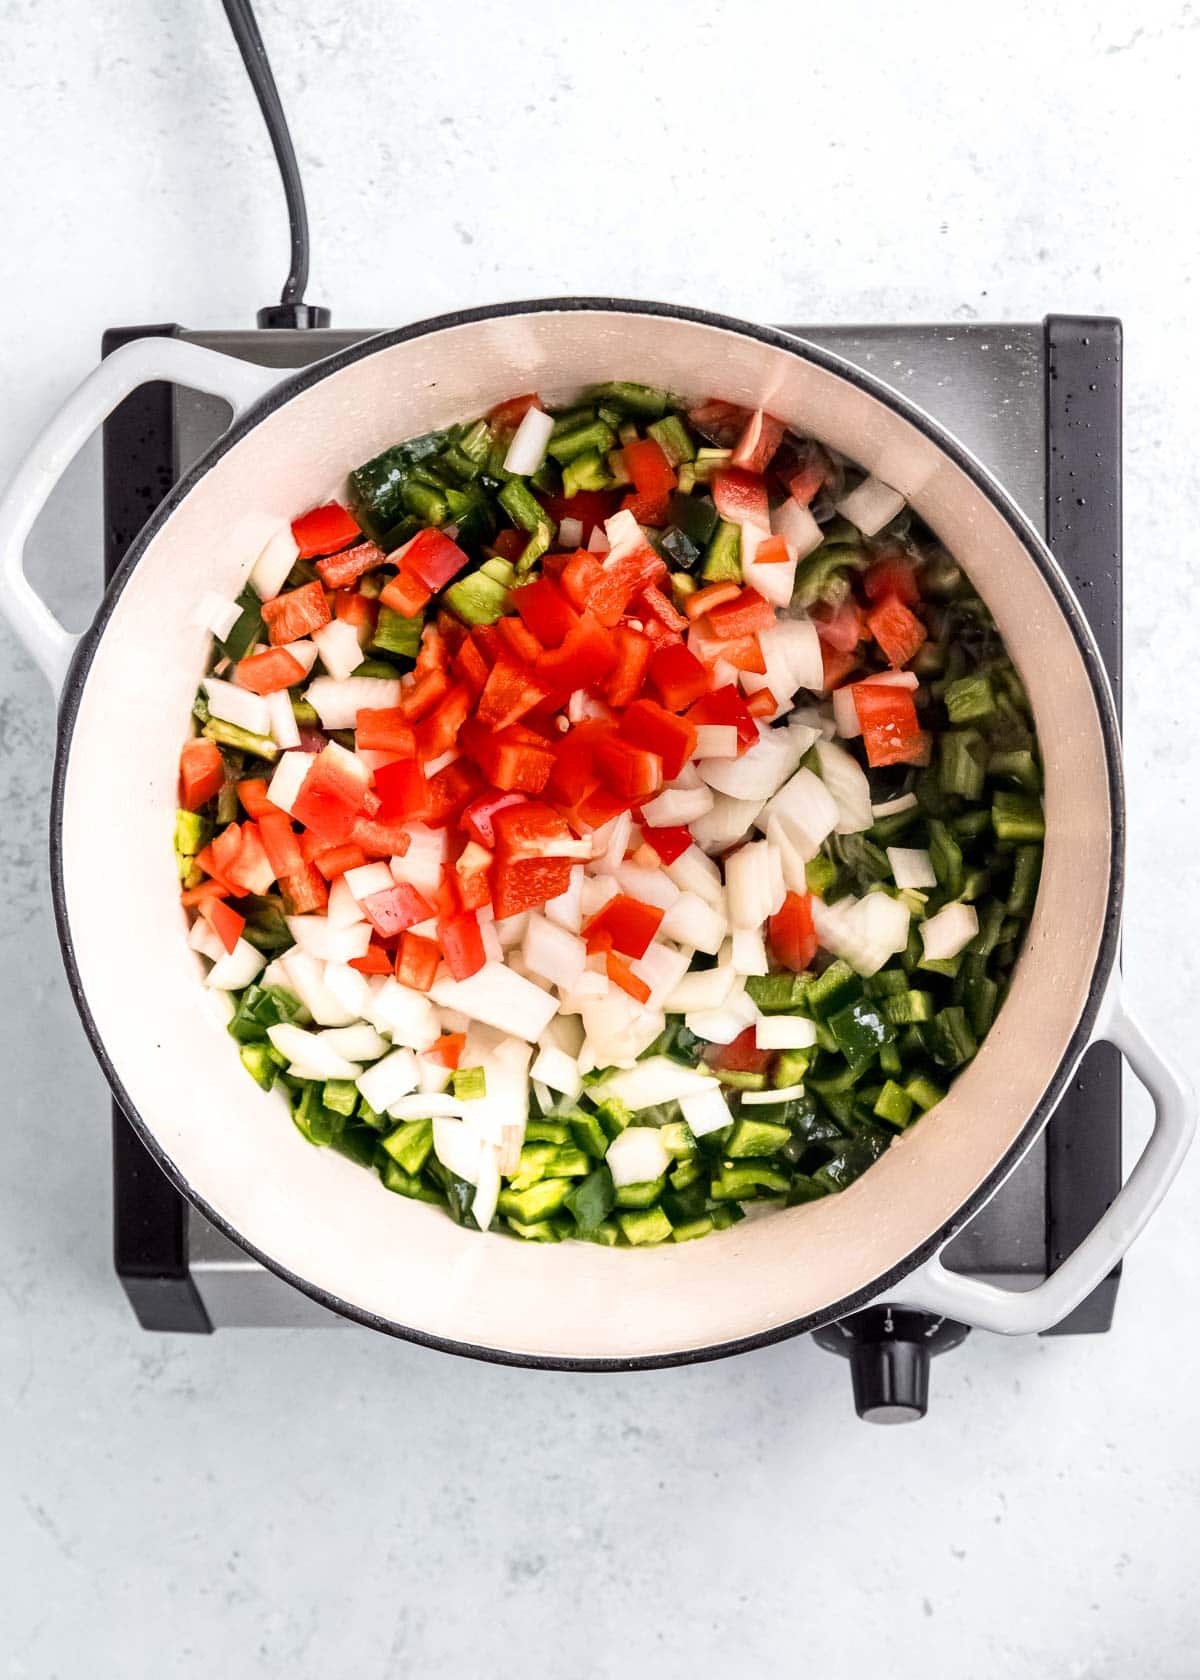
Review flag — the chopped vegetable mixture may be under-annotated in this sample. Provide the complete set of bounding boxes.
[178,382,1044,1245]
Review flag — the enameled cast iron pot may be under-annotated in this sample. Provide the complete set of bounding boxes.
[1,300,1192,1367]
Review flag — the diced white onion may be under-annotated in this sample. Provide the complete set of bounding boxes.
[268,1022,361,1080]
[755,1015,818,1051]
[815,738,874,835]
[690,792,764,855]
[388,1091,464,1120]
[266,688,301,749]
[188,917,226,962]
[190,591,243,641]
[205,937,266,991]
[521,914,587,990]
[725,840,773,929]
[250,525,300,599]
[317,1022,389,1062]
[605,1126,671,1188]
[741,616,824,708]
[771,496,824,559]
[888,846,937,890]
[872,791,918,819]
[587,525,609,555]
[639,784,715,827]
[665,963,736,1013]
[278,950,358,1026]
[701,725,809,804]
[679,1085,734,1138]
[432,1117,483,1186]
[543,866,583,935]
[685,985,757,1044]
[313,618,366,683]
[356,1046,420,1112]
[740,525,797,608]
[603,507,647,560]
[832,685,862,739]
[502,405,555,476]
[579,873,620,920]
[344,861,395,902]
[285,639,321,677]
[730,926,768,975]
[286,915,372,964]
[589,1056,717,1111]
[430,963,558,1042]
[494,909,531,949]
[758,767,839,860]
[742,1082,808,1104]
[390,826,448,898]
[836,475,906,537]
[694,725,739,759]
[472,1143,502,1232]
[267,750,313,815]
[325,878,366,930]
[766,842,787,916]
[202,675,270,738]
[612,862,679,912]
[322,960,372,1018]
[920,901,979,962]
[558,516,584,549]
[665,845,723,905]
[659,891,727,955]
[629,941,692,1009]
[529,1043,584,1101]
[812,891,911,978]
[307,675,403,731]
[369,979,441,1051]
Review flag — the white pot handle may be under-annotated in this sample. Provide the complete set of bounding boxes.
[892,975,1194,1333]
[0,337,288,697]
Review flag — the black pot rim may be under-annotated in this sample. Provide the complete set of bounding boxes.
[49,295,1125,1371]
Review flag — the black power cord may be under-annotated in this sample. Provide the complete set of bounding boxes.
[220,0,330,328]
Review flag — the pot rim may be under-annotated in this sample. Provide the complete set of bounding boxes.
[49,295,1125,1369]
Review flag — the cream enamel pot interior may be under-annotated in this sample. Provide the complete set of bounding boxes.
[1,300,1192,1367]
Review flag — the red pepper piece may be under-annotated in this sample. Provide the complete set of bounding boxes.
[424,759,485,828]
[235,778,275,820]
[708,1025,773,1074]
[620,437,677,525]
[373,758,431,824]
[400,668,451,723]
[476,657,554,731]
[618,699,697,781]
[451,635,491,698]
[355,706,417,756]
[200,896,245,955]
[512,575,578,649]
[257,810,305,878]
[768,891,818,973]
[605,951,651,1004]
[642,825,692,865]
[601,624,653,709]
[315,539,387,591]
[379,567,431,619]
[260,580,331,646]
[415,683,472,760]
[686,398,749,448]
[235,646,306,695]
[711,468,769,529]
[864,554,921,606]
[488,392,542,430]
[583,894,664,959]
[349,942,395,977]
[492,801,572,859]
[400,528,471,593]
[454,841,493,912]
[730,410,786,475]
[491,528,527,564]
[745,688,778,719]
[704,587,776,641]
[648,641,710,712]
[396,931,440,991]
[821,643,859,690]
[554,550,603,613]
[439,910,487,980]
[361,882,434,939]
[291,502,362,559]
[537,488,618,542]
[221,821,276,896]
[865,594,926,668]
[348,814,414,859]
[636,582,687,637]
[586,546,667,628]
[853,683,925,768]
[594,736,663,801]
[491,856,573,920]
[686,685,758,751]
[496,616,543,665]
[536,610,619,694]
[291,746,369,844]
[334,591,377,636]
[811,596,864,653]
[277,863,328,915]
[547,725,602,808]
[311,842,368,881]
[179,737,224,811]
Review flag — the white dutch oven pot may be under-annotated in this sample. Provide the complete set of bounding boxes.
[1,300,1192,1367]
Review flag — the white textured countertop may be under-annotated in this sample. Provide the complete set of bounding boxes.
[2,2,1199,1675]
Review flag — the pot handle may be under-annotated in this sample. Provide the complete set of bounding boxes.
[0,337,287,697]
[892,978,1194,1334]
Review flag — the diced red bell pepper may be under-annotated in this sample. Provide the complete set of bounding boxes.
[235,646,306,695]
[469,624,502,668]
[821,643,859,690]
[746,688,778,719]
[601,624,653,709]
[348,814,414,859]
[730,410,786,475]
[536,611,619,694]
[537,488,618,542]
[620,437,677,525]
[476,657,554,731]
[235,778,274,819]
[454,841,493,912]
[416,621,452,674]
[866,594,926,668]
[703,587,776,641]
[496,616,543,666]
[222,821,276,896]
[349,942,395,977]
[512,576,578,649]
[864,554,921,606]
[648,641,709,712]
[261,580,331,646]
[605,951,651,1004]
[583,894,663,959]
[334,591,378,636]
[594,736,663,801]
[315,539,387,591]
[373,758,431,824]
[685,580,742,621]
[200,895,245,955]
[426,1032,466,1070]
[686,685,757,750]
[378,567,430,619]
[642,824,693,865]
[488,392,542,430]
[361,882,434,939]
[401,668,452,722]
[415,683,472,760]
[461,790,526,849]
[258,810,305,878]
[493,800,571,860]
[812,597,864,653]
[637,582,687,638]
[712,468,769,530]
[311,842,368,881]
[424,759,484,828]
[466,724,556,795]
[618,699,697,780]
[556,550,603,614]
[853,683,925,768]
[586,546,667,628]
[547,728,600,810]
[291,502,361,559]
[451,635,491,698]
[179,738,224,810]
[571,784,629,830]
[491,856,573,920]
[709,1025,773,1074]
[686,399,748,448]
[768,891,818,973]
[396,931,440,991]
[355,706,417,756]
[292,744,369,844]
[438,911,487,980]
[749,534,790,565]
[180,879,231,908]
[401,528,471,594]
[278,863,328,915]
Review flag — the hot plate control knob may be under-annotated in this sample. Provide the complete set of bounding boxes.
[812,1307,971,1424]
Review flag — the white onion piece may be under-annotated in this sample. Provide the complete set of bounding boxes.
[793,704,836,740]
[317,1022,389,1062]
[659,891,727,955]
[872,791,918,819]
[665,845,723,905]
[596,808,633,872]
[921,901,979,962]
[590,1056,717,1111]
[188,917,226,962]
[603,507,647,559]
[529,1044,584,1101]
[202,676,271,738]
[639,784,715,827]
[832,685,862,739]
[323,960,372,1018]
[765,843,787,916]
[478,913,504,965]
[730,926,768,975]
[579,873,620,920]
[700,724,808,803]
[815,739,874,835]
[888,846,937,890]
[606,1126,671,1188]
[812,891,910,978]
[285,639,321,677]
[390,825,447,898]
[266,688,301,749]
[368,979,441,1050]
[836,475,906,537]
[725,840,773,929]
[544,866,583,935]
[765,815,810,897]
[755,1015,818,1051]
[356,1046,420,1111]
[430,963,558,1042]
[742,1082,808,1104]
[587,525,609,555]
[202,987,237,1028]
[580,991,665,1069]
[690,792,764,855]
[313,618,366,682]
[278,950,358,1026]
[521,914,587,990]
[685,989,757,1044]
[771,496,823,559]
[389,1092,465,1120]
[286,915,372,964]
[679,1085,735,1138]
[740,525,797,608]
[307,675,403,731]
[492,911,529,951]
[502,405,554,475]
[343,861,394,903]
[250,524,300,599]
[268,1022,359,1079]
[204,938,265,991]
[665,963,736,1012]
[191,591,243,640]
[613,863,680,912]
[472,1143,502,1232]
[432,1117,483,1186]
[694,724,739,759]
[629,941,691,1009]
[267,750,313,815]
[558,515,584,549]
[758,767,839,859]
[741,617,824,708]
[540,1012,585,1059]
